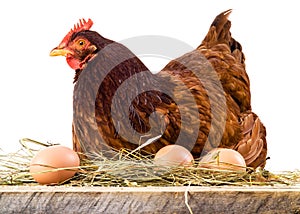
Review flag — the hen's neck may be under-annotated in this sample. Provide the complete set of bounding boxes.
[73,69,82,83]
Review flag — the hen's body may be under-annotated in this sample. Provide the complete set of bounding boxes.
[53,10,267,169]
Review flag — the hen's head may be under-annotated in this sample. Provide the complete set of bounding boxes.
[50,19,110,71]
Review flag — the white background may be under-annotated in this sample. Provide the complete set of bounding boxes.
[1,1,299,172]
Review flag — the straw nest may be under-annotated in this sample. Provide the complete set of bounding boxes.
[0,138,298,187]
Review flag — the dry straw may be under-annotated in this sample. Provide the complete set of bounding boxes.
[0,138,298,187]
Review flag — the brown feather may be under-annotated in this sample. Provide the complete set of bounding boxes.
[234,112,267,168]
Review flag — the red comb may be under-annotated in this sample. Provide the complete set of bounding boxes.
[58,18,93,47]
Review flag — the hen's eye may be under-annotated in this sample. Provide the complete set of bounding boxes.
[78,40,85,46]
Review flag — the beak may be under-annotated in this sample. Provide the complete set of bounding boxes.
[50,47,73,57]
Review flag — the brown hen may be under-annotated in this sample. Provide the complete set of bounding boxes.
[50,10,267,169]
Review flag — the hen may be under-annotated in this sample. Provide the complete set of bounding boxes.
[50,10,267,168]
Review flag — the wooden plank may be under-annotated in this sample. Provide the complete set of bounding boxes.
[1,186,300,213]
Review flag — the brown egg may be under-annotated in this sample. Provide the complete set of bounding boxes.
[30,145,80,184]
[199,148,246,171]
[154,145,194,167]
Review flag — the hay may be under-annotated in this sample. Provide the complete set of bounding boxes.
[0,138,298,187]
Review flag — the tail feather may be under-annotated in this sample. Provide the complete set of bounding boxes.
[211,9,232,39]
[200,9,232,47]
[199,9,245,64]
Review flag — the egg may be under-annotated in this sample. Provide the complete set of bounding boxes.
[30,145,80,184]
[199,148,246,171]
[154,145,194,167]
